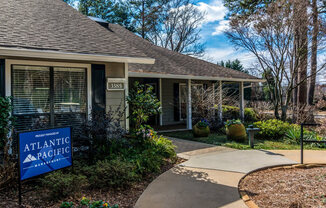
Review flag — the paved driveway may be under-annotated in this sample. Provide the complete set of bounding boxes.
[135,138,298,208]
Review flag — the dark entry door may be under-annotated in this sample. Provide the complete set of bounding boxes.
[92,64,106,113]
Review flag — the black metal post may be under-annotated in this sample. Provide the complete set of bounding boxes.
[300,124,304,164]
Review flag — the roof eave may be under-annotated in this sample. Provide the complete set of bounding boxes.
[129,72,265,83]
[0,47,155,64]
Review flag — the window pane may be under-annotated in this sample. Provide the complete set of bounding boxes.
[12,65,50,115]
[54,67,86,113]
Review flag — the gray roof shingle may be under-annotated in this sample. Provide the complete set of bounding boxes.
[109,24,261,81]
[0,0,148,58]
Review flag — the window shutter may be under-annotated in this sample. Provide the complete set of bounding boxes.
[173,83,180,121]
[0,59,5,97]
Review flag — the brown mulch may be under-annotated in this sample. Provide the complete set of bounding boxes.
[0,157,186,208]
[239,166,326,208]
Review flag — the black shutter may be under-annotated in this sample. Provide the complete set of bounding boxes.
[0,59,4,97]
[91,64,106,113]
[173,83,180,121]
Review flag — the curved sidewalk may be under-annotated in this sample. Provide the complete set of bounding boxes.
[135,138,320,208]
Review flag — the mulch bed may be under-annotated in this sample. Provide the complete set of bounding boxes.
[0,158,185,208]
[239,165,326,208]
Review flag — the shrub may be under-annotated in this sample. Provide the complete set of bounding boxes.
[127,81,161,129]
[222,105,257,122]
[41,171,88,199]
[83,158,138,188]
[284,125,318,144]
[253,119,291,140]
[225,119,247,142]
[61,197,118,208]
[0,96,14,150]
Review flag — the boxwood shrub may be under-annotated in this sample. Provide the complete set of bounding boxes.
[253,119,291,140]
[222,105,257,122]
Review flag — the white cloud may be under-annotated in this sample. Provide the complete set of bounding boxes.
[212,20,229,35]
[195,0,227,24]
[202,47,257,68]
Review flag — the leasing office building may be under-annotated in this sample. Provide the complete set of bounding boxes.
[0,0,263,133]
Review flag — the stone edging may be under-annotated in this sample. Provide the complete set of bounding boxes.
[238,163,326,208]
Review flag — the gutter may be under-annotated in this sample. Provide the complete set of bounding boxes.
[0,47,155,64]
[129,72,266,83]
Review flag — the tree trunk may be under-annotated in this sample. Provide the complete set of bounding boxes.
[141,0,145,39]
[308,0,318,105]
[274,103,280,119]
[281,105,288,121]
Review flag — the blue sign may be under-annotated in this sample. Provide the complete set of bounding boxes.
[19,127,72,181]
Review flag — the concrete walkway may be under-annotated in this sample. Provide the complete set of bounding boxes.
[135,138,325,208]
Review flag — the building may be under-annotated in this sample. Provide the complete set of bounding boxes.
[0,0,263,133]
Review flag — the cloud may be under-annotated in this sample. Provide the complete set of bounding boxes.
[212,20,229,35]
[202,47,257,68]
[195,0,227,25]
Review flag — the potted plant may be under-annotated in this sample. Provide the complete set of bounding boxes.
[225,119,247,142]
[193,119,210,137]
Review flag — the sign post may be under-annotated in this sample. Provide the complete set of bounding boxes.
[18,127,72,205]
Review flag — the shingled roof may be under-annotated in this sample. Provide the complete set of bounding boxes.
[0,0,150,61]
[109,24,262,82]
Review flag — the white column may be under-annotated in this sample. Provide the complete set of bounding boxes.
[187,79,192,129]
[212,82,216,118]
[239,81,244,121]
[124,63,130,131]
[159,78,163,126]
[218,80,223,122]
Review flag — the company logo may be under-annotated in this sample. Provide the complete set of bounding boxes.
[23,154,37,163]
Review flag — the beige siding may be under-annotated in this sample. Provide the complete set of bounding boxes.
[105,62,126,128]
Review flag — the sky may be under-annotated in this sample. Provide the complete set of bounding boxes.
[193,0,256,68]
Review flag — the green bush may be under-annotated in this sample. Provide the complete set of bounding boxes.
[41,171,88,199]
[81,158,138,188]
[284,125,320,144]
[254,119,291,140]
[222,105,257,122]
[0,97,14,150]
[127,81,161,129]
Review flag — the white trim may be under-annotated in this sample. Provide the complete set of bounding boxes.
[218,81,223,122]
[159,78,163,126]
[187,79,192,130]
[129,72,265,83]
[5,59,92,119]
[239,81,244,121]
[124,63,130,131]
[0,47,155,64]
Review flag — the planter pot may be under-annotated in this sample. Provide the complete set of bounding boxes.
[226,123,247,142]
[193,124,210,137]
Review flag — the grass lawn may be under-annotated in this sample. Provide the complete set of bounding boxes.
[161,130,326,150]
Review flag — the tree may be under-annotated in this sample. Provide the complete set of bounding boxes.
[225,0,326,120]
[147,0,205,56]
[66,0,136,32]
[125,0,168,39]
[218,59,248,73]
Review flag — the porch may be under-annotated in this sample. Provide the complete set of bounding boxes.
[129,77,248,131]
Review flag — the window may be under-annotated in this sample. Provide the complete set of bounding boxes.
[12,65,87,131]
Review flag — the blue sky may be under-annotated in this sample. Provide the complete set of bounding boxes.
[194,0,256,68]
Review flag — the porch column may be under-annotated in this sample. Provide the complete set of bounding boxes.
[125,63,130,131]
[218,80,223,122]
[187,79,192,129]
[239,81,245,121]
[159,78,163,126]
